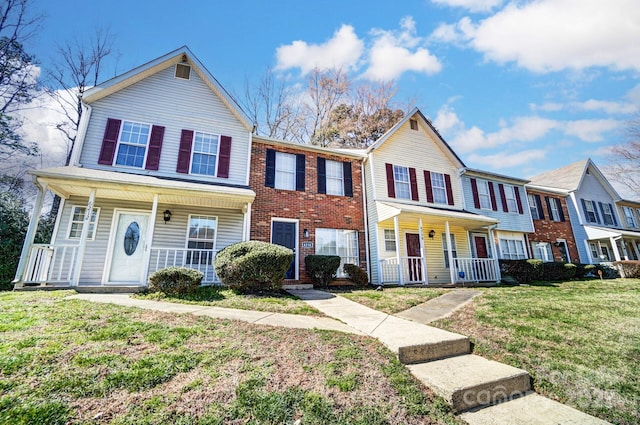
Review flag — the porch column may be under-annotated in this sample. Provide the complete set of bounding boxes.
[445,221,456,284]
[13,182,48,283]
[394,216,403,285]
[632,240,640,260]
[488,226,501,280]
[242,203,252,241]
[72,189,96,286]
[610,237,622,262]
[142,194,158,283]
[418,218,428,285]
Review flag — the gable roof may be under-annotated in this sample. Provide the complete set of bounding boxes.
[529,158,620,199]
[366,107,466,168]
[83,46,253,131]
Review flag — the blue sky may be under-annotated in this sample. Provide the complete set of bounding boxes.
[24,0,640,186]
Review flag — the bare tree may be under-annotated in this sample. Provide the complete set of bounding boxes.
[0,0,42,160]
[608,115,640,198]
[46,27,115,166]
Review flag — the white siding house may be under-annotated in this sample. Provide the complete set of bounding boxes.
[15,47,255,289]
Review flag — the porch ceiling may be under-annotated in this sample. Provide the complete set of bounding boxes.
[30,166,255,210]
[584,225,640,240]
[376,201,499,229]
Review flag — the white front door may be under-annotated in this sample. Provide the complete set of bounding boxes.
[107,211,150,284]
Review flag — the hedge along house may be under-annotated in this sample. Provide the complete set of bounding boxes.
[14,47,256,289]
[460,168,534,261]
[363,108,500,286]
[249,135,367,286]
[529,158,640,264]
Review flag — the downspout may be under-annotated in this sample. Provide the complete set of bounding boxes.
[70,102,92,167]
[360,160,371,284]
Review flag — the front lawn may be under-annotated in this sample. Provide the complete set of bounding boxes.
[0,290,461,425]
[136,286,323,316]
[329,287,448,314]
[432,279,640,425]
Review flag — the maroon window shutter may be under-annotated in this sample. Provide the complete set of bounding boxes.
[176,129,194,174]
[444,174,454,206]
[514,186,524,214]
[98,118,121,165]
[144,125,165,170]
[488,182,498,211]
[217,135,232,178]
[498,183,508,212]
[409,167,419,201]
[471,178,480,208]
[385,163,395,198]
[424,170,434,203]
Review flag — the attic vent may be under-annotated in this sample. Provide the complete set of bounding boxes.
[410,119,418,130]
[175,63,191,80]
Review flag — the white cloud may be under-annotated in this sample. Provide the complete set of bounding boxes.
[572,99,638,115]
[431,0,503,13]
[429,17,475,44]
[275,25,364,74]
[437,0,640,73]
[563,119,620,142]
[363,17,442,80]
[468,149,547,169]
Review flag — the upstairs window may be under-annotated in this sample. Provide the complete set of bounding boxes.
[190,132,219,176]
[431,172,448,204]
[393,165,411,199]
[601,203,616,226]
[115,121,151,168]
[275,152,297,190]
[623,206,637,228]
[477,180,492,210]
[582,199,599,224]
[325,159,344,196]
[528,194,540,220]
[503,185,518,213]
[546,197,564,222]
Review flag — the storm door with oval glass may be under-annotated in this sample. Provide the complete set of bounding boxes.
[106,211,150,284]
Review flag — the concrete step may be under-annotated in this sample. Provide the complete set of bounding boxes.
[282,283,314,290]
[460,392,611,424]
[408,354,531,412]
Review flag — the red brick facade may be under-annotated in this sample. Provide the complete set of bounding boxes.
[527,189,580,262]
[250,140,366,283]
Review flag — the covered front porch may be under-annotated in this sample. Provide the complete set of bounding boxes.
[14,167,255,289]
[583,225,640,263]
[375,202,501,286]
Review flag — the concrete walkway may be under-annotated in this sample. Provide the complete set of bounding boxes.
[396,289,482,324]
[70,290,609,424]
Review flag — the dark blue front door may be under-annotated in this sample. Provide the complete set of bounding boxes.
[272,221,296,279]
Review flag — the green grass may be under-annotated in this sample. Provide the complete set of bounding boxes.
[432,279,640,425]
[329,286,448,314]
[0,290,461,425]
[136,286,323,316]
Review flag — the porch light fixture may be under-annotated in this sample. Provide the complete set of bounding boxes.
[163,210,172,223]
[428,230,435,239]
[303,229,309,238]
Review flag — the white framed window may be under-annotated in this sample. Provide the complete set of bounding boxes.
[583,200,598,223]
[623,207,637,228]
[190,132,220,176]
[442,234,458,268]
[500,238,526,259]
[549,198,561,222]
[532,242,553,262]
[275,152,296,190]
[478,180,492,209]
[528,194,540,220]
[186,215,217,265]
[589,243,599,260]
[67,206,100,240]
[504,185,518,213]
[384,229,396,251]
[601,203,615,226]
[431,172,447,204]
[325,159,344,196]
[393,165,411,199]
[316,228,359,277]
[114,121,151,168]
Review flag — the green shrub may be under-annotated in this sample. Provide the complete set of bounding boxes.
[343,264,368,288]
[595,263,620,279]
[499,259,543,284]
[574,263,596,279]
[305,255,341,287]
[612,260,640,278]
[541,262,577,281]
[214,241,293,293]
[148,267,203,295]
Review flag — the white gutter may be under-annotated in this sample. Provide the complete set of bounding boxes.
[360,159,371,283]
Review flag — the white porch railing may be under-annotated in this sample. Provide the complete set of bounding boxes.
[23,244,78,284]
[148,247,219,284]
[454,258,499,283]
[380,256,427,284]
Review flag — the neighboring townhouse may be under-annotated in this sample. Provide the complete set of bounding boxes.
[14,47,256,289]
[249,135,367,285]
[614,199,640,260]
[363,108,500,286]
[525,186,580,263]
[460,169,534,261]
[529,159,640,264]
